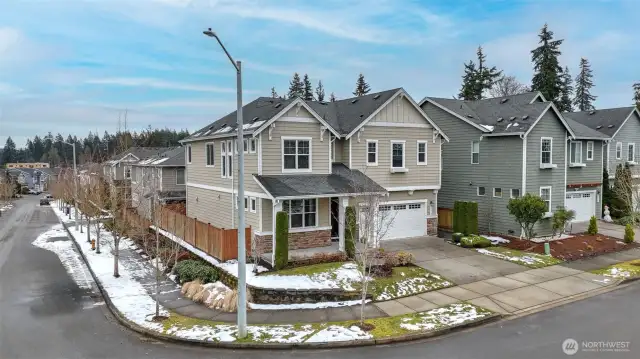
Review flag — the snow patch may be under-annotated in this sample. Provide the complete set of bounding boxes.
[476,248,554,266]
[530,234,573,243]
[305,325,372,343]
[249,299,366,311]
[400,303,491,331]
[483,235,510,245]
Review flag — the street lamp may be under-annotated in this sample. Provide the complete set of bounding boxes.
[203,27,247,338]
[62,141,78,231]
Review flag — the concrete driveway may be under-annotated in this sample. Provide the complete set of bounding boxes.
[571,220,639,242]
[381,236,530,285]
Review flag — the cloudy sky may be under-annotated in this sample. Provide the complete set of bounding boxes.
[0,0,638,147]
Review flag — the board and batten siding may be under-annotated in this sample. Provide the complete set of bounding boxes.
[526,110,568,235]
[370,94,426,124]
[421,102,523,235]
[607,111,640,175]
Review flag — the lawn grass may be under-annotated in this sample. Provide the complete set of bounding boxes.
[476,246,563,268]
[259,262,344,276]
[591,259,640,279]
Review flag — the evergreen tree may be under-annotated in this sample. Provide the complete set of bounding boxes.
[32,135,44,162]
[315,80,325,102]
[287,73,304,99]
[353,73,371,96]
[302,74,314,101]
[329,92,337,102]
[459,60,479,100]
[557,66,574,112]
[632,82,639,109]
[270,87,278,98]
[573,57,597,111]
[459,47,501,100]
[1,137,17,165]
[531,23,564,104]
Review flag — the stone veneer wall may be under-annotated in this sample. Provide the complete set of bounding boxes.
[427,218,438,236]
[254,229,332,253]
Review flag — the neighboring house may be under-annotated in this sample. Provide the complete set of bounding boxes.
[420,92,609,236]
[5,167,52,191]
[103,147,170,183]
[130,147,186,219]
[181,88,448,261]
[564,106,640,211]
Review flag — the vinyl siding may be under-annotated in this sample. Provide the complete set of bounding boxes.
[526,110,568,235]
[186,187,233,229]
[566,140,603,185]
[608,112,640,175]
[421,102,523,235]
[258,197,330,232]
[261,198,273,232]
[369,95,425,124]
[161,167,186,192]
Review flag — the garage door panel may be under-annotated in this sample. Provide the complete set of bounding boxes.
[565,191,596,222]
[381,202,426,240]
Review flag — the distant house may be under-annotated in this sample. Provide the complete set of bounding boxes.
[102,147,170,183]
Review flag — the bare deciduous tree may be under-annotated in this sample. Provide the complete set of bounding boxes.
[612,166,640,225]
[489,75,530,98]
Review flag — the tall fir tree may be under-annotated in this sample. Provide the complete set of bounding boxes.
[458,60,479,100]
[1,137,17,165]
[531,23,564,104]
[287,72,304,99]
[459,47,501,100]
[557,66,574,112]
[329,92,337,102]
[573,57,597,111]
[302,74,314,101]
[353,73,371,96]
[270,87,278,98]
[315,80,325,102]
[632,82,640,109]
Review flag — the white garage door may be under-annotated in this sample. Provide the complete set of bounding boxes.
[380,202,426,240]
[565,191,596,222]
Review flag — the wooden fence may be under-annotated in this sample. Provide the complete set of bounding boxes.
[437,207,453,230]
[124,209,251,262]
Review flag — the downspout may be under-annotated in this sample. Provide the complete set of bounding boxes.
[564,131,568,208]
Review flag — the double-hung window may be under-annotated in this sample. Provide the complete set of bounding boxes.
[283,199,317,228]
[570,141,582,164]
[125,167,131,179]
[221,141,233,178]
[541,137,553,165]
[540,186,552,213]
[227,140,233,177]
[250,197,257,213]
[586,141,594,161]
[510,188,520,199]
[628,143,636,162]
[282,138,311,172]
[243,139,249,153]
[616,142,622,159]
[471,141,480,164]
[176,168,185,185]
[417,141,427,165]
[493,188,502,198]
[205,142,215,166]
[366,140,378,165]
[391,141,405,170]
[477,186,486,196]
[186,145,192,164]
[250,138,257,153]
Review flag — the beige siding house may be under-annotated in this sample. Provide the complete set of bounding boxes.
[182,88,448,263]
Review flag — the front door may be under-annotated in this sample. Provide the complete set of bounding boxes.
[330,197,339,241]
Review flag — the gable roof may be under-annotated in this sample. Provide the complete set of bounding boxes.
[107,147,170,165]
[562,107,638,137]
[134,147,185,167]
[563,117,610,140]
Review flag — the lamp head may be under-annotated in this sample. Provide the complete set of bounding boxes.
[203,28,216,37]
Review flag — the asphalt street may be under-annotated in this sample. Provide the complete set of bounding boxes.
[0,196,638,359]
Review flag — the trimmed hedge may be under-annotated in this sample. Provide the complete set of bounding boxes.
[345,206,356,259]
[452,232,463,243]
[467,201,479,235]
[624,224,635,244]
[453,200,479,235]
[587,216,598,235]
[274,211,289,270]
[460,235,492,248]
[174,259,219,283]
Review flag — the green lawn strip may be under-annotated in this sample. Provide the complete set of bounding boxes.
[476,246,563,268]
[259,262,345,276]
[158,303,494,343]
[591,259,640,279]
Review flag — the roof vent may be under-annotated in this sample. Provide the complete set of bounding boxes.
[497,117,504,122]
[608,125,614,128]
[466,114,473,118]
[320,101,328,105]
[509,116,516,121]
[252,116,260,122]
[351,99,358,104]
[359,114,364,118]
[589,110,596,115]
[500,98,509,104]
[373,94,381,100]
[596,125,603,129]
[522,115,529,120]
[274,103,282,109]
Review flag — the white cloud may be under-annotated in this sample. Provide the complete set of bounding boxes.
[84,77,245,93]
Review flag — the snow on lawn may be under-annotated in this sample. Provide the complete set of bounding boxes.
[476,247,562,268]
[530,234,573,243]
[374,273,452,301]
[592,260,640,280]
[249,299,366,311]
[0,203,13,212]
[484,236,510,245]
[399,303,493,331]
[305,325,372,343]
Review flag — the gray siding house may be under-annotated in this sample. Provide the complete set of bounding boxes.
[181,88,448,262]
[420,92,609,236]
[103,147,169,183]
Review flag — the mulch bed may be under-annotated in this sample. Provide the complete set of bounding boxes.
[502,233,639,261]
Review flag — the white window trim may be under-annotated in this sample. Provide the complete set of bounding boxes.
[390,140,406,171]
[227,140,233,179]
[221,141,227,178]
[569,141,583,165]
[250,197,257,213]
[417,140,428,166]
[540,186,552,216]
[243,138,249,153]
[366,139,378,166]
[477,186,486,196]
[186,144,192,164]
[616,142,622,159]
[283,198,318,229]
[471,140,480,164]
[175,168,185,185]
[281,136,313,173]
[493,187,502,198]
[244,196,249,212]
[586,141,594,161]
[205,142,215,167]
[510,188,520,199]
[628,143,636,162]
[540,137,553,166]
[249,138,257,154]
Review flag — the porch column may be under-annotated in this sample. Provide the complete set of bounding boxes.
[338,197,348,252]
[271,199,282,264]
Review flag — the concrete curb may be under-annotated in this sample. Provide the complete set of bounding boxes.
[618,276,640,285]
[57,216,502,349]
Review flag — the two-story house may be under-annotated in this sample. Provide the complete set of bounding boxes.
[565,106,640,211]
[103,147,170,183]
[420,92,610,236]
[181,88,448,262]
[129,147,186,219]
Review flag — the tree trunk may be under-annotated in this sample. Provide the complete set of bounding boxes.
[113,236,120,277]
[155,228,161,318]
[87,217,91,242]
[96,223,101,254]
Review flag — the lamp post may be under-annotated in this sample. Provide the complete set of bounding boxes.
[203,27,247,338]
[62,141,78,231]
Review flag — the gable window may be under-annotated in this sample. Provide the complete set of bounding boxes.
[125,167,131,179]
[206,143,215,166]
[366,140,378,166]
[282,138,311,172]
[187,145,192,164]
[283,199,317,228]
[391,141,405,170]
[540,186,552,213]
[477,186,486,196]
[616,142,622,159]
[511,188,520,199]
[250,197,257,213]
[250,138,257,153]
[176,168,185,185]
[243,138,249,153]
[471,141,480,164]
[570,141,582,164]
[629,143,636,162]
[417,141,427,165]
[227,140,233,177]
[493,188,502,198]
[541,137,553,165]
[586,141,594,161]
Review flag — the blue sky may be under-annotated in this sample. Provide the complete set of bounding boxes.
[1,0,638,147]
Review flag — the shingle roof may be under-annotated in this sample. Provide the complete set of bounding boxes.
[254,163,386,198]
[562,107,636,137]
[186,89,402,141]
[134,147,185,167]
[108,147,171,162]
[563,118,610,140]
